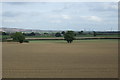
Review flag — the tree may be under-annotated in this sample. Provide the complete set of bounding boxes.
[55,32,61,37]
[61,31,65,35]
[2,32,7,35]
[78,30,83,35]
[11,32,25,43]
[30,32,35,36]
[93,31,97,37]
[23,33,26,36]
[64,31,75,43]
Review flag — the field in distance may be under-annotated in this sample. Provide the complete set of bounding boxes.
[2,40,118,78]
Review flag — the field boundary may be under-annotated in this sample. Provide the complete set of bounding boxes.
[26,37,120,40]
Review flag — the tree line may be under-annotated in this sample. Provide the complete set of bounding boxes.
[2,31,76,43]
[2,31,97,37]
[3,31,112,43]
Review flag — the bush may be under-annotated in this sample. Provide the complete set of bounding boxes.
[24,40,29,43]
[55,32,62,37]
[11,32,25,43]
[64,31,75,43]
[93,31,97,37]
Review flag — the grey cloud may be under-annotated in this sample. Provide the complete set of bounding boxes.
[87,2,118,12]
[5,2,28,5]
[3,11,43,18]
[52,6,69,13]
[3,11,23,17]
[4,2,48,6]
[51,3,73,13]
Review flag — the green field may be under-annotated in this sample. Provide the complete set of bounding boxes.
[0,35,10,39]
[76,34,118,37]
[26,34,119,38]
[1,34,119,39]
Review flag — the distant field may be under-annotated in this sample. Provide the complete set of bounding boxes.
[2,40,118,78]
[0,35,10,38]
[1,34,119,39]
[26,34,119,38]
[76,34,118,37]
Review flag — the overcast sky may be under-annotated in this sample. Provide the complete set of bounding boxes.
[1,2,118,31]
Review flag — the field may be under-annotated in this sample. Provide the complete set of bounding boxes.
[2,40,118,78]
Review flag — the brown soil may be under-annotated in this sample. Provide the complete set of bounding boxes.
[2,41,118,78]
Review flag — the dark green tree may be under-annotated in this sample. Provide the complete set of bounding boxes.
[11,32,25,43]
[2,32,7,35]
[93,31,97,37]
[78,30,83,35]
[30,32,35,36]
[64,31,75,43]
[55,32,61,37]
[61,31,65,35]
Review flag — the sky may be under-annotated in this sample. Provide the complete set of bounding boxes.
[1,2,118,31]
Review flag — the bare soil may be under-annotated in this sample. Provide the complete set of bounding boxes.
[2,40,118,78]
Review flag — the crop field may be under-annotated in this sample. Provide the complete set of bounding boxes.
[2,40,118,78]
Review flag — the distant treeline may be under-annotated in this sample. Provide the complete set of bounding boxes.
[95,31,119,35]
[1,31,120,37]
[0,31,120,42]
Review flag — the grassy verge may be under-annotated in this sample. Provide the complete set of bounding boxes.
[76,34,118,37]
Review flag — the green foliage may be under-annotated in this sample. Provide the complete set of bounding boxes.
[93,31,97,37]
[78,31,84,35]
[64,31,75,43]
[2,32,7,35]
[61,31,65,34]
[24,40,29,43]
[55,32,62,37]
[30,32,35,36]
[11,32,25,43]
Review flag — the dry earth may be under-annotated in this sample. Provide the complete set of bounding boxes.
[2,40,118,78]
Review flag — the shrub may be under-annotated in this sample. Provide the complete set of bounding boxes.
[64,31,75,43]
[11,32,25,43]
[55,32,62,37]
[24,40,29,43]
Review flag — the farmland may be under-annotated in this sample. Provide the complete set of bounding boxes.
[1,2,119,79]
[2,40,118,78]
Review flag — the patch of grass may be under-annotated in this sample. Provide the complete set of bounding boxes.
[26,34,119,38]
[95,34,118,37]
[29,40,66,43]
[76,34,118,37]
[1,35,11,38]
